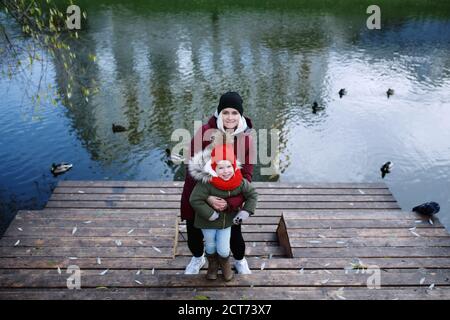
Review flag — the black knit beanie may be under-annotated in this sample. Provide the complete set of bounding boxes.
[217,91,243,116]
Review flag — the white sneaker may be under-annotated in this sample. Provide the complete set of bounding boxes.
[234,258,252,274]
[184,255,206,274]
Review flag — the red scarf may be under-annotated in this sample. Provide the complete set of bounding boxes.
[210,168,243,191]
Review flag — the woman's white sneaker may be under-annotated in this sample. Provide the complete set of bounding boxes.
[184,255,206,274]
[234,258,252,274]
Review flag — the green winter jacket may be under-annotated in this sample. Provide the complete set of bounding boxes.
[189,179,258,229]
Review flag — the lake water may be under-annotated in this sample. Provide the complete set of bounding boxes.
[1,0,450,236]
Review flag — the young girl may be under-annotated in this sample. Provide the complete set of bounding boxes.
[189,143,258,281]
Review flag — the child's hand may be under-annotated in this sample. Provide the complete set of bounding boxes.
[233,210,250,225]
[208,211,220,221]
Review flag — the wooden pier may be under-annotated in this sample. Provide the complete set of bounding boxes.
[0,180,450,300]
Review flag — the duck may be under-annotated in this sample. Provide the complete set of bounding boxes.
[51,163,73,176]
[165,148,185,165]
[112,123,127,133]
[312,101,324,114]
[412,202,440,216]
[386,88,394,98]
[338,88,347,98]
[380,161,393,178]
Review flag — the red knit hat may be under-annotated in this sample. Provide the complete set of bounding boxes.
[211,144,236,172]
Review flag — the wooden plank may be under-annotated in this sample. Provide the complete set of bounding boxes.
[3,225,276,238]
[277,215,292,257]
[283,219,442,229]
[17,209,413,220]
[49,193,396,202]
[9,218,179,229]
[58,181,388,189]
[37,208,404,216]
[0,244,285,258]
[289,237,450,248]
[13,216,436,229]
[3,256,450,270]
[53,186,393,195]
[0,237,187,248]
[0,269,448,288]
[45,200,400,209]
[284,228,450,238]
[290,247,450,258]
[1,286,450,300]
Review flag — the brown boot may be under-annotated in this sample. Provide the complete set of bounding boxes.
[218,255,234,282]
[206,253,219,280]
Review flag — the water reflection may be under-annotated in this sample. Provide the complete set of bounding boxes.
[1,2,450,235]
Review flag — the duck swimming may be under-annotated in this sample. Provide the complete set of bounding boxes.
[386,88,394,98]
[112,124,127,133]
[338,88,347,98]
[312,101,324,114]
[380,161,393,178]
[51,163,73,176]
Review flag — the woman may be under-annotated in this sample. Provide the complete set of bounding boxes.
[180,91,255,275]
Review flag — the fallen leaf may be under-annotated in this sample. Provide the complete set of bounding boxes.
[100,269,109,276]
[127,229,135,235]
[14,240,20,246]
[152,246,161,253]
[134,280,143,285]
[72,226,77,235]
[97,257,101,265]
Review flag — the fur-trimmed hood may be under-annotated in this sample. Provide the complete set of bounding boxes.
[188,131,241,183]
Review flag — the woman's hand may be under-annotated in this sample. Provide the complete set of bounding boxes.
[207,196,228,211]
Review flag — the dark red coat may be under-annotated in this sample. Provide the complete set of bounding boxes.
[180,115,254,220]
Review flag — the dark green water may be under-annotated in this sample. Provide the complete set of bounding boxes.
[1,0,450,235]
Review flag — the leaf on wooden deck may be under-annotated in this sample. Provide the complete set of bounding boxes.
[194,295,210,300]
[136,270,141,275]
[127,229,135,235]
[14,240,20,246]
[152,246,161,253]
[134,280,143,285]
[260,262,266,270]
[411,231,421,237]
[72,226,78,235]
[115,240,122,246]
[100,269,109,276]
[83,221,92,224]
[17,228,23,232]
[151,268,155,275]
[428,283,435,290]
[97,257,101,265]
[420,277,425,285]
[57,267,61,274]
